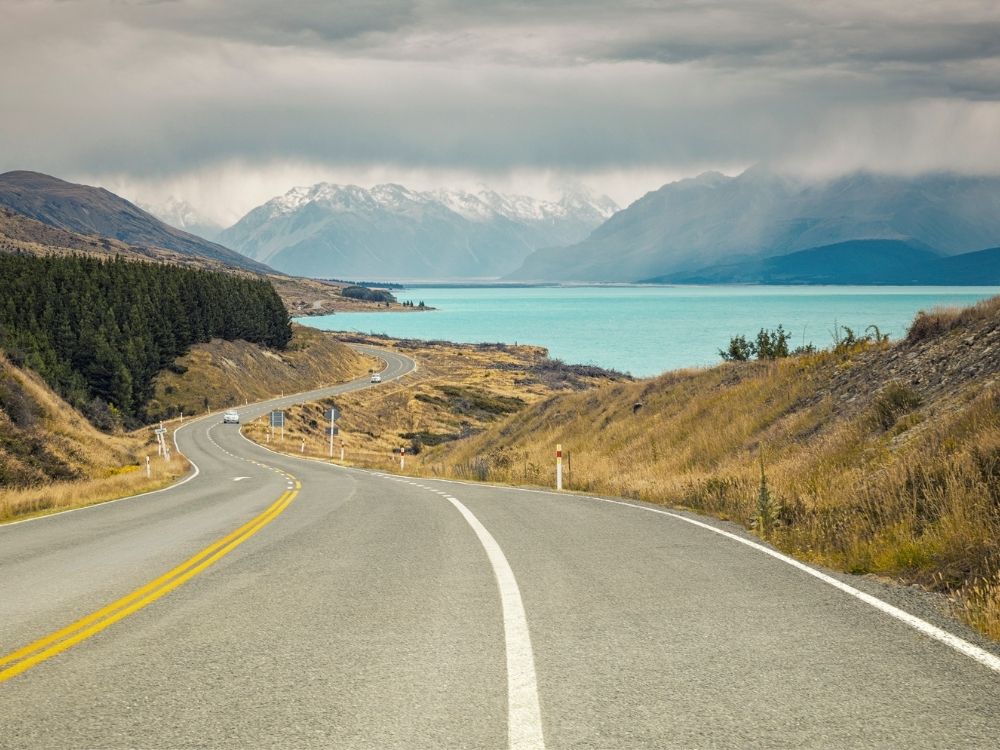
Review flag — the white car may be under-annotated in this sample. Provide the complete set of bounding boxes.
[370,373,382,383]
[222,410,240,424]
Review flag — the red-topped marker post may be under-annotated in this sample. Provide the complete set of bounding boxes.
[556,444,563,491]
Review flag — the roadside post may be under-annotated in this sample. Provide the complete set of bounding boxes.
[145,456,151,478]
[400,446,406,470]
[325,407,340,458]
[154,424,168,460]
[300,439,305,453]
[556,444,563,491]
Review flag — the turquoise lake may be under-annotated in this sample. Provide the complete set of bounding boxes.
[299,286,1000,378]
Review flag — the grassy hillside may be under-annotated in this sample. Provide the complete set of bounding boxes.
[0,352,187,522]
[241,334,628,467]
[420,299,1000,638]
[147,325,375,419]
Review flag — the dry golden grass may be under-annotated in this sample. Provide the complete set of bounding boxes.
[0,451,188,523]
[147,324,376,419]
[907,296,1000,343]
[0,353,191,523]
[241,334,624,472]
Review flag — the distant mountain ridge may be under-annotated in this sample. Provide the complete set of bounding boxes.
[508,169,1000,282]
[0,171,271,273]
[645,238,1000,286]
[220,182,618,279]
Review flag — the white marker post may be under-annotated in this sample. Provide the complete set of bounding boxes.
[301,439,305,453]
[556,444,563,491]
[340,445,345,461]
[145,456,151,478]
[400,446,406,471]
[154,425,168,459]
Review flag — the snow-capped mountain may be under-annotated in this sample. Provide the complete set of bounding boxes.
[138,196,224,242]
[219,183,618,280]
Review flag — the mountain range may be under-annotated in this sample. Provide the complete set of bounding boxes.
[508,169,1000,282]
[8,168,1000,286]
[651,239,1000,285]
[0,171,270,274]
[218,183,618,280]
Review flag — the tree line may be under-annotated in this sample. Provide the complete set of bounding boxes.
[0,253,291,427]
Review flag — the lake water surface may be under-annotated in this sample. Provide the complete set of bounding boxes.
[300,286,1000,377]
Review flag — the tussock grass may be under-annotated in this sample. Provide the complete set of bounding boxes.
[907,296,1000,343]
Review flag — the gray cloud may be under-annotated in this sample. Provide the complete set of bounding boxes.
[2,0,999,218]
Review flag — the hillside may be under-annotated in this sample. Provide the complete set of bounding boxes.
[655,239,942,284]
[0,352,187,522]
[147,325,376,420]
[509,169,1000,282]
[654,240,1000,285]
[0,171,272,273]
[0,252,291,426]
[0,326,373,522]
[241,333,629,467]
[415,298,1000,638]
[220,182,618,280]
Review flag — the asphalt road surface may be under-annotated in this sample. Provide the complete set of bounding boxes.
[2,345,999,749]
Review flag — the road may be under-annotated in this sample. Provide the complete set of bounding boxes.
[1,345,999,748]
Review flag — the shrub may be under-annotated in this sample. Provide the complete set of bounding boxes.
[720,327,792,361]
[756,326,791,359]
[340,285,396,304]
[720,334,755,361]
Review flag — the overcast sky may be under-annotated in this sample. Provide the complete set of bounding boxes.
[3,0,999,224]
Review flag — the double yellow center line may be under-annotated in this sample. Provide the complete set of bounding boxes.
[0,480,300,683]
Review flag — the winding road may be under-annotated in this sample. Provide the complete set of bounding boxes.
[1,345,999,748]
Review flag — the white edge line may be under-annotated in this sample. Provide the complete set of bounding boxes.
[240,440,1000,677]
[442,494,545,750]
[238,419,546,749]
[423,478,1000,676]
[0,417,202,529]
